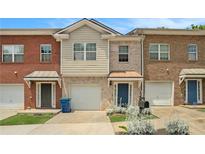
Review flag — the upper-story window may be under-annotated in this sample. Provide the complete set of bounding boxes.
[2,45,24,63]
[74,43,96,61]
[40,44,52,63]
[119,46,128,62]
[187,44,198,61]
[149,44,170,60]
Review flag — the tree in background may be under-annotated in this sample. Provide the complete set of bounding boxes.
[190,24,205,30]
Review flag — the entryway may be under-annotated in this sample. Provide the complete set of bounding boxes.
[36,82,56,108]
[113,82,133,107]
[186,79,202,104]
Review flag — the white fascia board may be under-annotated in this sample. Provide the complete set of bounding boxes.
[53,34,69,41]
[108,78,143,81]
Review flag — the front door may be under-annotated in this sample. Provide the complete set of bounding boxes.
[188,80,197,104]
[41,83,52,108]
[117,83,129,107]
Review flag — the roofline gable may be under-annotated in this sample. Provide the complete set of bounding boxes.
[54,18,121,35]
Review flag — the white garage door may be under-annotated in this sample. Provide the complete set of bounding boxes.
[70,85,101,110]
[0,84,24,109]
[145,82,173,106]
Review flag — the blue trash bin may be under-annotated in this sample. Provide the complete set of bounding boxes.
[60,97,71,113]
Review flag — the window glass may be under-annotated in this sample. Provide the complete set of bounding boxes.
[119,46,128,62]
[74,43,84,51]
[3,45,13,54]
[149,44,169,60]
[150,53,158,60]
[41,44,52,62]
[188,44,197,61]
[119,46,128,54]
[74,52,84,60]
[3,55,12,62]
[160,53,169,60]
[86,43,96,51]
[160,44,169,52]
[86,52,96,60]
[41,45,51,54]
[2,45,24,63]
[149,44,158,51]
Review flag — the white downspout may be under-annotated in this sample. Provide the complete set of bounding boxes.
[141,35,145,97]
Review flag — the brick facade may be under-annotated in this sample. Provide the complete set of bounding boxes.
[0,35,61,109]
[109,41,142,73]
[143,35,205,105]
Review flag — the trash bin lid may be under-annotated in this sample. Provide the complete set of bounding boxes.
[60,97,71,101]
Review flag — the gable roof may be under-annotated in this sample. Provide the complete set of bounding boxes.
[55,18,121,35]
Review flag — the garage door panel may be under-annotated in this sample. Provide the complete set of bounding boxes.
[145,82,173,106]
[0,84,24,109]
[70,85,101,110]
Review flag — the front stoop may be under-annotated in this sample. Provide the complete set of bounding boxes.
[18,109,61,114]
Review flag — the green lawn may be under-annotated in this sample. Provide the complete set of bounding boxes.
[109,114,158,123]
[198,109,205,112]
[0,113,55,126]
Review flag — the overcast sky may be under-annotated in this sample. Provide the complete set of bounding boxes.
[1,18,205,34]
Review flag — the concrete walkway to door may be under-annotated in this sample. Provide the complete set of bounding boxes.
[29,111,114,135]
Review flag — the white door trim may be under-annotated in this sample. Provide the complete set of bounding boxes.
[36,82,56,108]
[113,82,134,107]
[185,79,202,104]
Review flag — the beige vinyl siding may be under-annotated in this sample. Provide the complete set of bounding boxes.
[61,26,109,76]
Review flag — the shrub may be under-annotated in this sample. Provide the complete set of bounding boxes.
[126,106,140,121]
[106,108,114,116]
[166,119,189,135]
[127,119,156,135]
[106,106,127,115]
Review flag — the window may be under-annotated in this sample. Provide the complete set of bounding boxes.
[119,46,128,62]
[40,44,52,62]
[2,45,24,63]
[187,44,197,61]
[73,43,96,61]
[86,43,96,60]
[74,43,84,60]
[149,44,169,60]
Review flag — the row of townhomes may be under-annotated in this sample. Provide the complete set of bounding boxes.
[0,18,205,110]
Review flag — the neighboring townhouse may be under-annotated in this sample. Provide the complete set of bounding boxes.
[0,30,62,109]
[129,28,205,106]
[0,19,144,110]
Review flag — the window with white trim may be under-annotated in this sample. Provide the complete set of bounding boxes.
[119,46,128,62]
[86,43,96,60]
[149,44,170,60]
[73,43,96,61]
[2,45,24,63]
[40,44,52,62]
[187,44,197,61]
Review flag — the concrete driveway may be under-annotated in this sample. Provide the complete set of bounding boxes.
[0,111,114,135]
[0,109,18,120]
[151,106,205,135]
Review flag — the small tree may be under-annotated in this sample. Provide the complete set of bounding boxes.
[190,24,205,30]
